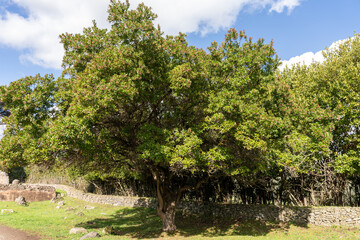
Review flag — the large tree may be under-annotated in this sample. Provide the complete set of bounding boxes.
[0,0,289,231]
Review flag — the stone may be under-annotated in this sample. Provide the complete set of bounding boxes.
[15,196,27,206]
[0,171,9,185]
[12,179,20,185]
[84,205,95,210]
[69,227,88,234]
[76,211,85,216]
[57,201,64,206]
[102,226,114,234]
[80,232,100,239]
[1,209,14,214]
[66,207,76,211]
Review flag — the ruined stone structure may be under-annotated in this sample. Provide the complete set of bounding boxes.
[0,171,9,185]
[0,185,56,202]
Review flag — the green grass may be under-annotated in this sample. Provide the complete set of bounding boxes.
[1,196,360,239]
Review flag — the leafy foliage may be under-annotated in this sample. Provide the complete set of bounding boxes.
[281,34,360,176]
[0,74,57,168]
[46,1,284,184]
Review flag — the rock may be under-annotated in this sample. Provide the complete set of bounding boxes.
[80,232,100,239]
[102,226,114,234]
[57,201,64,206]
[1,209,14,214]
[56,206,62,209]
[12,179,20,185]
[66,207,76,211]
[76,211,85,216]
[69,227,88,234]
[15,196,27,206]
[84,205,95,210]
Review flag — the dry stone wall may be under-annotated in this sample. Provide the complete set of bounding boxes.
[26,183,157,208]
[177,202,360,226]
[26,183,360,226]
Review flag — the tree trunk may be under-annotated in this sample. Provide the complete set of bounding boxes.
[155,177,179,232]
[157,198,177,232]
[152,170,208,232]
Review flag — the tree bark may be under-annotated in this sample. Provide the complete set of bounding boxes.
[157,198,177,232]
[155,175,178,232]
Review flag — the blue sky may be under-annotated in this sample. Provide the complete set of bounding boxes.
[0,0,360,86]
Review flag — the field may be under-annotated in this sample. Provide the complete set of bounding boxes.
[0,194,360,240]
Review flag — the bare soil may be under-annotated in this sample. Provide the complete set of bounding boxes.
[0,225,40,240]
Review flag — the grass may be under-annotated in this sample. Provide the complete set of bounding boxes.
[0,195,360,239]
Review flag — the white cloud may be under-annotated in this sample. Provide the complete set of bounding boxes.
[279,38,350,71]
[270,0,301,13]
[279,51,324,71]
[0,0,302,69]
[0,0,109,69]
[134,0,303,35]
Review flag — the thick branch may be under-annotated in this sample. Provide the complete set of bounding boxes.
[156,177,164,211]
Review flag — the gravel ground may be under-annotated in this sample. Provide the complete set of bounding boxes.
[0,225,40,240]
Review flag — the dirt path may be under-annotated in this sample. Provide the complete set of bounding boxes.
[0,225,40,240]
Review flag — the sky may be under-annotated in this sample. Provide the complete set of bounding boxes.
[0,0,359,87]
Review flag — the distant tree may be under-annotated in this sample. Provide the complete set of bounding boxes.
[0,0,288,232]
[279,34,360,205]
[278,64,335,205]
[0,75,57,168]
[318,34,360,177]
[284,34,360,175]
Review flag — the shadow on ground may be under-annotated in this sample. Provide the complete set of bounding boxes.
[76,207,309,239]
[76,207,163,238]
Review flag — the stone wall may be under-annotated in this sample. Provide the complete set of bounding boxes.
[26,183,157,208]
[26,183,360,226]
[177,202,360,226]
[0,185,56,202]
